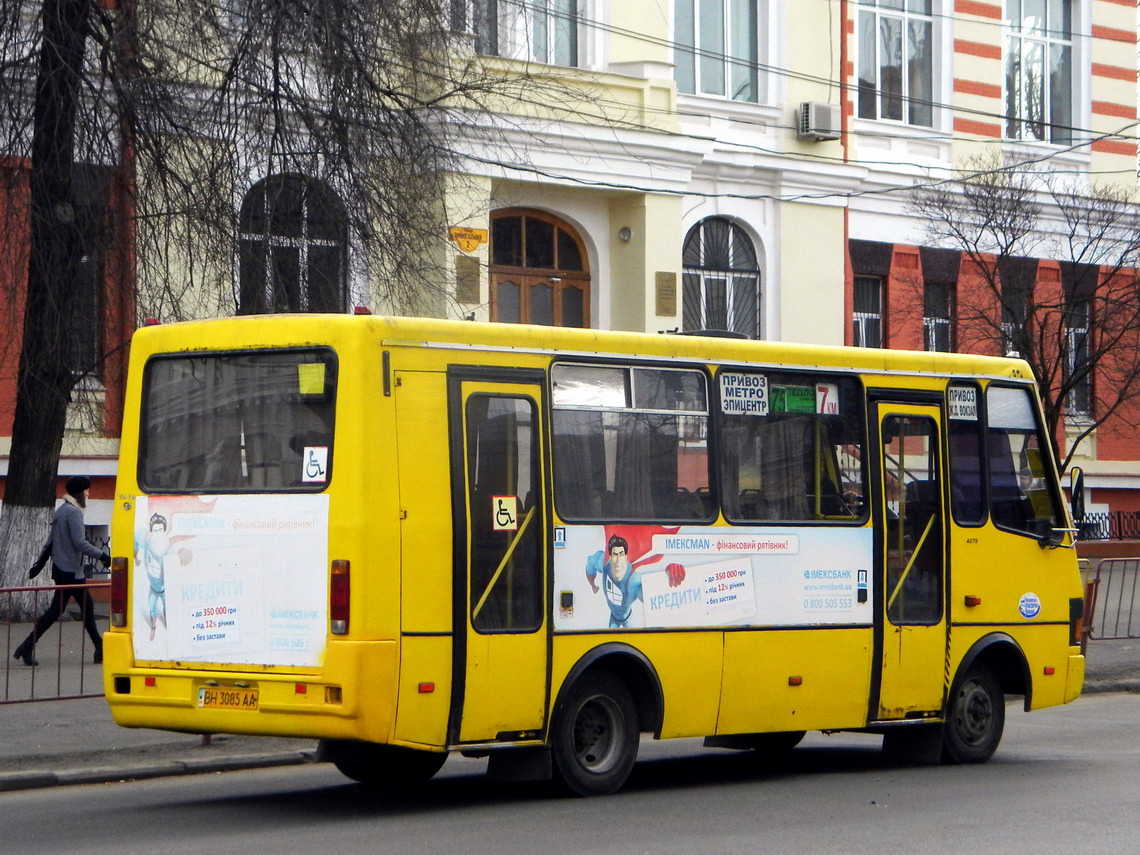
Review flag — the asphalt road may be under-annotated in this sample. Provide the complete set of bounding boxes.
[3,692,1138,855]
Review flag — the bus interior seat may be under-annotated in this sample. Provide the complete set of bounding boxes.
[671,487,704,520]
[737,488,765,520]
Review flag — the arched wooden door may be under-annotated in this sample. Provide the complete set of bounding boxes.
[489,209,590,328]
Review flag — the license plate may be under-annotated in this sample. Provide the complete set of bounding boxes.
[197,686,259,710]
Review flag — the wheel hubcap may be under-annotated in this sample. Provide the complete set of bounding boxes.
[572,695,622,773]
[955,679,994,746]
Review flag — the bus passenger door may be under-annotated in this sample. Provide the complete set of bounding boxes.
[451,375,549,745]
[874,403,947,720]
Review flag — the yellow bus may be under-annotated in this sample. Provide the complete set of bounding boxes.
[103,315,1085,795]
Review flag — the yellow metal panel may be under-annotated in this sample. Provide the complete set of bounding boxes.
[105,638,396,742]
[395,370,454,635]
[1064,652,1085,705]
[394,636,452,748]
[550,633,723,739]
[950,526,1083,628]
[460,631,547,740]
[719,629,873,733]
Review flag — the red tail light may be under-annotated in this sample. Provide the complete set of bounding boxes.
[110,557,128,626]
[330,560,350,635]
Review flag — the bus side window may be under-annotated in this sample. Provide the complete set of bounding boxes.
[947,382,985,525]
[720,372,865,524]
[551,364,711,522]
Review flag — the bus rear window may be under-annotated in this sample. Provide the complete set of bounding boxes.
[139,349,336,492]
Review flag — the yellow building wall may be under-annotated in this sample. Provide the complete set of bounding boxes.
[608,193,683,333]
[778,201,846,345]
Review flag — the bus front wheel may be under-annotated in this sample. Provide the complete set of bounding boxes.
[319,740,447,789]
[942,666,1005,764]
[552,671,639,796]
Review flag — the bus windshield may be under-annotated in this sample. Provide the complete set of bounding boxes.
[139,348,337,492]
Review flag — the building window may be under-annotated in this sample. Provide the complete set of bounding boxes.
[1064,297,1091,417]
[853,276,883,347]
[490,209,590,327]
[923,281,953,352]
[456,0,579,67]
[681,217,761,339]
[675,0,759,102]
[1005,0,1073,145]
[1000,285,1029,357]
[238,175,348,315]
[856,0,934,126]
[68,164,114,380]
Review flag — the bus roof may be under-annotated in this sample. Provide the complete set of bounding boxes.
[131,314,1036,383]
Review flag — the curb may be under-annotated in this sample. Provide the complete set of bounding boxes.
[0,749,317,793]
[1081,678,1140,695]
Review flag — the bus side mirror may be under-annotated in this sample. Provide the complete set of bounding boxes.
[1069,466,1085,522]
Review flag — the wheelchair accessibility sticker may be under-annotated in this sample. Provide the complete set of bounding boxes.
[302,447,328,483]
[492,496,518,531]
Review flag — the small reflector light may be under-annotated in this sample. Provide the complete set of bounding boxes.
[145,677,157,687]
[418,682,435,694]
[964,595,982,607]
[295,683,307,694]
[143,317,161,326]
[788,676,803,686]
[353,305,372,315]
[1044,666,1056,676]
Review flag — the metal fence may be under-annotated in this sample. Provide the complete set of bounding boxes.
[1087,558,1140,641]
[1077,512,1140,541]
[2,580,109,704]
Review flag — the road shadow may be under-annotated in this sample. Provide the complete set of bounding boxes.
[152,737,988,822]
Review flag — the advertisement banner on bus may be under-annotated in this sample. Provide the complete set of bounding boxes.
[132,494,330,666]
[555,524,872,631]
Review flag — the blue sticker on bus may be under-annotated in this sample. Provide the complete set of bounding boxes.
[1019,592,1042,620]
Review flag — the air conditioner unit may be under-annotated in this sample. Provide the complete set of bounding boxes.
[797,102,841,142]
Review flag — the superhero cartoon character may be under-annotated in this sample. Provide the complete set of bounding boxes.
[585,526,686,628]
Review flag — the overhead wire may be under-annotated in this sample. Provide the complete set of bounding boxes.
[502,0,1138,144]
[448,0,1139,204]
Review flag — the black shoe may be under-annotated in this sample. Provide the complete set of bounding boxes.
[93,646,103,665]
[13,645,37,667]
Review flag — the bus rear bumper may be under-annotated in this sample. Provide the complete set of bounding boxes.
[1065,649,1085,704]
[102,632,397,743]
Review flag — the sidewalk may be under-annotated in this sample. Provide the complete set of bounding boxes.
[0,638,1135,793]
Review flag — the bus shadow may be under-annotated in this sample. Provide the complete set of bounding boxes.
[165,741,976,822]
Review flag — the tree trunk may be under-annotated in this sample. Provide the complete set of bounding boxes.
[0,0,91,616]
[0,506,55,619]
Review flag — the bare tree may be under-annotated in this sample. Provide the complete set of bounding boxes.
[0,0,585,613]
[910,154,1140,473]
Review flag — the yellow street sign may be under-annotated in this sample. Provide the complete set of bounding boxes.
[449,227,488,253]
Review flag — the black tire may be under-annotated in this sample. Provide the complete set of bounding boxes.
[319,740,447,789]
[942,666,1005,764]
[551,671,639,796]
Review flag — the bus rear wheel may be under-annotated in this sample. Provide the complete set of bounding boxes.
[552,672,639,796]
[319,740,447,789]
[942,666,1004,764]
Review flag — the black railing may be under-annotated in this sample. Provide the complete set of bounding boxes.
[1077,512,1140,541]
[2,581,109,704]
